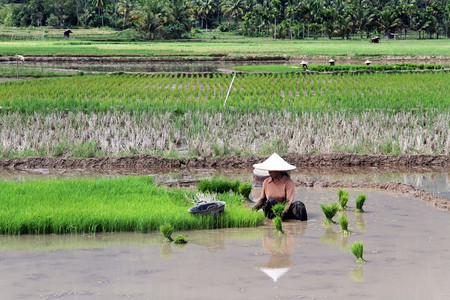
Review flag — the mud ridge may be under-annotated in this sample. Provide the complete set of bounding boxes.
[1,154,448,172]
[295,180,449,212]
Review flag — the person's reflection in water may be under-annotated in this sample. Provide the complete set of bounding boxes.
[257,224,306,282]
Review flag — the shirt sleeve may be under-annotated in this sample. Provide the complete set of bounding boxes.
[255,178,268,208]
[284,179,294,212]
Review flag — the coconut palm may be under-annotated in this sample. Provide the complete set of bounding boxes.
[222,0,245,26]
[118,0,133,29]
[92,0,105,26]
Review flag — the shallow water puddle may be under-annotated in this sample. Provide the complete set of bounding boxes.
[0,189,449,299]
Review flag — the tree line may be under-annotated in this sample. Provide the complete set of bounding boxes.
[0,0,449,39]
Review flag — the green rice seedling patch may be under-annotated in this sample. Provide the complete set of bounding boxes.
[0,176,264,235]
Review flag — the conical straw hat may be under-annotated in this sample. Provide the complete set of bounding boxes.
[300,60,308,65]
[253,153,296,171]
[364,60,372,64]
[328,59,335,63]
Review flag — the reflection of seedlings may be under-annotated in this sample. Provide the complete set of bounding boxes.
[160,224,174,243]
[339,236,349,251]
[350,241,366,264]
[160,243,173,259]
[338,188,349,211]
[173,235,188,244]
[321,227,339,245]
[353,194,366,213]
[321,202,339,225]
[350,264,364,282]
[273,217,284,235]
[339,214,352,235]
[355,213,366,232]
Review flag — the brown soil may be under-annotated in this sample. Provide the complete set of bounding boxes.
[1,154,448,172]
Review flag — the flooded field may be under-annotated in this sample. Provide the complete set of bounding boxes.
[0,188,449,299]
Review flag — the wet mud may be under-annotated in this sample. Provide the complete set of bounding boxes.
[1,153,448,172]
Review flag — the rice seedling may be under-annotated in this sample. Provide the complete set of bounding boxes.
[198,178,240,194]
[353,194,367,213]
[273,217,284,235]
[0,176,265,235]
[238,182,252,199]
[350,241,366,264]
[321,202,339,225]
[339,214,352,235]
[338,188,349,211]
[173,235,188,244]
[160,224,174,243]
[272,203,286,218]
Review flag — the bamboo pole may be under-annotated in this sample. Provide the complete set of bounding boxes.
[223,72,236,107]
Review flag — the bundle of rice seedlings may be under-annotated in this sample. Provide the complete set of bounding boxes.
[272,203,286,218]
[339,214,352,235]
[320,202,339,225]
[160,223,174,242]
[338,188,349,211]
[238,182,252,199]
[173,235,188,244]
[273,216,284,235]
[353,194,366,213]
[350,241,366,264]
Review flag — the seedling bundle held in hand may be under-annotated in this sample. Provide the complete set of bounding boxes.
[272,203,286,235]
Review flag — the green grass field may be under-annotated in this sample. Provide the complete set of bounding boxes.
[1,38,449,57]
[0,176,264,235]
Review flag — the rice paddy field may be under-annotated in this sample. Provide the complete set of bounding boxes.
[0,72,448,158]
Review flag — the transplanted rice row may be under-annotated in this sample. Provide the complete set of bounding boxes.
[0,72,448,113]
[0,176,265,235]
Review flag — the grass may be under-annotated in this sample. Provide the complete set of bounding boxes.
[0,176,265,235]
[321,202,339,225]
[1,34,449,57]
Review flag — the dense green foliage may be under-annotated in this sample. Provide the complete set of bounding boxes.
[0,176,265,235]
[1,0,449,40]
[234,63,445,73]
[198,178,241,194]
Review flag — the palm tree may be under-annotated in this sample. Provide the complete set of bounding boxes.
[197,0,215,31]
[92,0,105,26]
[222,0,245,26]
[118,0,133,29]
[376,7,401,35]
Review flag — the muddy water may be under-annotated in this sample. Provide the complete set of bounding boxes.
[1,189,449,299]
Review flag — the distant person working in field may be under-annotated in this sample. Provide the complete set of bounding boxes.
[252,153,308,221]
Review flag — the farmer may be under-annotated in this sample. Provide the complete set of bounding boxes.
[252,153,307,221]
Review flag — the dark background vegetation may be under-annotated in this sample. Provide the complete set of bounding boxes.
[0,0,448,40]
